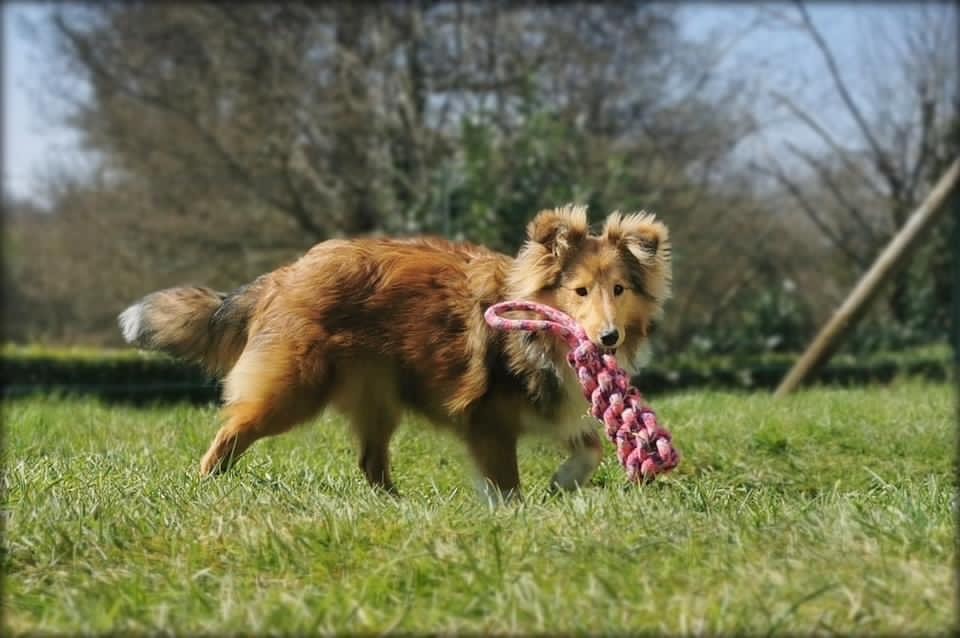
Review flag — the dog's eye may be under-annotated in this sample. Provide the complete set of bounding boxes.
[613,284,624,296]
[575,287,588,297]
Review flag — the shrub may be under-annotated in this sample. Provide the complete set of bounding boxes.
[2,344,950,403]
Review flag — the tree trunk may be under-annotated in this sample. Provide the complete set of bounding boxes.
[887,267,913,323]
[887,200,913,323]
[392,4,426,218]
[952,193,960,368]
[334,6,377,234]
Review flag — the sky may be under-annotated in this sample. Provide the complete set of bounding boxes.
[4,2,83,201]
[0,3,945,204]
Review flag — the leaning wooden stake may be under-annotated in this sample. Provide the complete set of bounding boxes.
[775,157,960,397]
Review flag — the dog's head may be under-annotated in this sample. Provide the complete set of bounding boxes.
[508,204,672,365]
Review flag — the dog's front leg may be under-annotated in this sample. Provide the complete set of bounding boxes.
[550,430,603,492]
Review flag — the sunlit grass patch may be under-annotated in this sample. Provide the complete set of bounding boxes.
[3,379,954,635]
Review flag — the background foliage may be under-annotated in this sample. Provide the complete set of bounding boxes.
[4,3,957,356]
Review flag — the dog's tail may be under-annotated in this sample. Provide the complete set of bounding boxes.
[118,279,264,376]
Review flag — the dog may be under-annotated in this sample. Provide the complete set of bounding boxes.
[118,205,671,499]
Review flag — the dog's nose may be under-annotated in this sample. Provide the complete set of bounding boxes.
[600,329,620,347]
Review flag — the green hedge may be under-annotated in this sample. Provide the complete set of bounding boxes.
[1,343,953,404]
[2,345,219,403]
[636,345,952,394]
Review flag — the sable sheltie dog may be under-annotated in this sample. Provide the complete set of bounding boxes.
[119,205,671,498]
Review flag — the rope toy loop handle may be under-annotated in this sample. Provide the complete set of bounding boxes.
[485,300,680,483]
[483,300,587,349]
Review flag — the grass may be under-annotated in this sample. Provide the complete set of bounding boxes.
[3,378,955,635]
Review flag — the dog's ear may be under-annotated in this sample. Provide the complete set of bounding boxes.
[526,204,589,258]
[602,210,669,265]
[603,211,672,305]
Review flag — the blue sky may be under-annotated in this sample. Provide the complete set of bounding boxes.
[4,2,82,201]
[0,3,938,203]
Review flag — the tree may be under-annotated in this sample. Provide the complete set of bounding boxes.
[15,3,769,347]
[756,1,959,329]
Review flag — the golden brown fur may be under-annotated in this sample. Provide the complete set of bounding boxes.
[119,205,672,498]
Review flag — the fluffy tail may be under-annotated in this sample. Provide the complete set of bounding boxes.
[118,281,262,376]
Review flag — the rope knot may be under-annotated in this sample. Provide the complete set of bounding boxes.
[484,300,680,483]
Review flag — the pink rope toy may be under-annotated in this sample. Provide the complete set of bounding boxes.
[485,300,679,483]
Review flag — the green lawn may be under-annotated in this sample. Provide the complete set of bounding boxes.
[3,379,955,635]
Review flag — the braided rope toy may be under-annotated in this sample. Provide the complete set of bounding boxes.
[485,300,679,483]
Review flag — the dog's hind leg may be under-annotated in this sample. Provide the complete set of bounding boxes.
[199,344,327,477]
[550,430,603,492]
[334,377,402,494]
[354,415,400,494]
[350,401,399,495]
[465,423,521,504]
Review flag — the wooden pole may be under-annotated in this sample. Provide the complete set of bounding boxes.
[775,157,960,397]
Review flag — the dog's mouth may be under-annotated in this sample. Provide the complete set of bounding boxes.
[601,347,617,356]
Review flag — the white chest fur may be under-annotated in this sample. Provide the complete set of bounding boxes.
[518,362,596,440]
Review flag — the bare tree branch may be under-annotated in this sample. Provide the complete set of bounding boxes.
[769,90,887,200]
[53,12,330,239]
[783,140,879,244]
[794,0,902,193]
[750,158,867,269]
